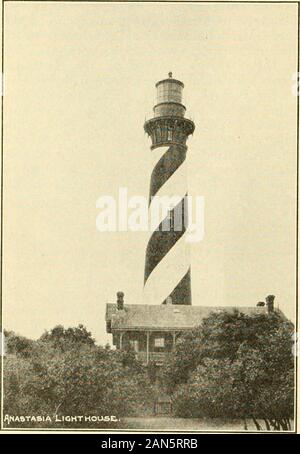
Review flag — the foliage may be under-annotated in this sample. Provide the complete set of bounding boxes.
[39,324,95,352]
[162,310,294,430]
[4,330,36,358]
[3,326,154,428]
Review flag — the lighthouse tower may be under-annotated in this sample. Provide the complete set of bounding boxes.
[144,73,195,305]
[105,75,274,369]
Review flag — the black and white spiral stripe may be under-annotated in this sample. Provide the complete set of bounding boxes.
[144,143,191,305]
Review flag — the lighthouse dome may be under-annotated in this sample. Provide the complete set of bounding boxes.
[154,72,186,118]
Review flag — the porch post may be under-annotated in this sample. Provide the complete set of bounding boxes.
[172,331,176,351]
[146,331,150,365]
[120,332,124,350]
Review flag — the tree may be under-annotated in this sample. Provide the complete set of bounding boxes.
[35,346,153,421]
[4,330,36,358]
[162,310,294,430]
[3,325,154,428]
[39,324,95,352]
[172,358,241,418]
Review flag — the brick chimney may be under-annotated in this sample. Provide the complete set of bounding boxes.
[117,291,124,310]
[266,294,275,314]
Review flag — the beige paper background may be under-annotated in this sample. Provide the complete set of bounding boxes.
[2,1,297,353]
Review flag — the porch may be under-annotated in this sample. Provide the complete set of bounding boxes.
[115,330,179,365]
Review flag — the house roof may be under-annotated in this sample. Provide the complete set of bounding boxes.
[105,303,273,331]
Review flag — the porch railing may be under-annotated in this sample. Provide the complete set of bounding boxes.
[136,351,172,364]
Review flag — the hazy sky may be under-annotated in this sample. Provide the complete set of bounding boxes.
[3,2,298,344]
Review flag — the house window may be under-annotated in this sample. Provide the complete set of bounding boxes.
[154,337,165,348]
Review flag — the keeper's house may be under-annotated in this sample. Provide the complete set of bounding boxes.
[106,292,278,366]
